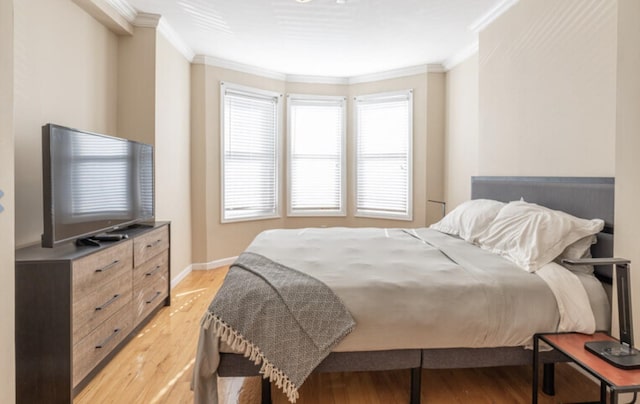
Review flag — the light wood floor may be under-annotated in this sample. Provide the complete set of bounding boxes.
[75,267,601,404]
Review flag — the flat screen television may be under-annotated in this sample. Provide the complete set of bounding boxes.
[42,123,154,247]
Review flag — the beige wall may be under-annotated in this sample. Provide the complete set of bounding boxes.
[191,66,441,263]
[0,0,15,401]
[118,25,194,282]
[117,26,156,145]
[445,54,479,210]
[426,72,446,222]
[155,33,192,278]
[13,0,119,247]
[190,64,209,263]
[478,0,617,177]
[614,0,640,340]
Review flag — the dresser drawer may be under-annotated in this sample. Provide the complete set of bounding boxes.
[134,226,169,266]
[73,269,132,343]
[73,301,132,387]
[134,250,169,291]
[73,241,132,293]
[134,275,168,325]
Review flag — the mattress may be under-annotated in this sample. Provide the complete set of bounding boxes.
[237,227,610,352]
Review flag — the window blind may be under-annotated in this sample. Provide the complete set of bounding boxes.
[287,95,346,216]
[355,90,413,220]
[221,83,280,222]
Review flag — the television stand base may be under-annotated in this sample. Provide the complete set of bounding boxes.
[93,233,129,241]
[75,233,129,246]
[75,238,101,247]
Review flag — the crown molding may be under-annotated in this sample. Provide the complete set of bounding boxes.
[427,64,446,73]
[193,55,288,81]
[468,0,519,33]
[286,75,349,85]
[72,0,133,35]
[195,56,442,85]
[442,0,518,71]
[158,18,195,61]
[104,0,136,22]
[348,64,429,84]
[133,12,161,28]
[443,41,478,71]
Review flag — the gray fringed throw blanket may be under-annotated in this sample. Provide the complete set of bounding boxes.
[195,252,355,403]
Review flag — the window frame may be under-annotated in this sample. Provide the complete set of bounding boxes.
[220,81,283,223]
[286,93,347,217]
[354,89,414,221]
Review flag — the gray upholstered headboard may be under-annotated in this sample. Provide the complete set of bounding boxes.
[471,176,615,282]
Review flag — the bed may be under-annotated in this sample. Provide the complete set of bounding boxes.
[192,176,615,404]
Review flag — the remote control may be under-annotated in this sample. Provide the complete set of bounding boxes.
[92,234,128,241]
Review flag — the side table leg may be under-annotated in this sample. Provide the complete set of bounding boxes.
[542,363,555,395]
[600,382,606,404]
[609,387,617,404]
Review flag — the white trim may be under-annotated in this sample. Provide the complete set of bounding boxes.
[443,41,479,71]
[72,0,134,35]
[286,94,347,217]
[133,12,161,28]
[194,55,442,84]
[286,75,349,85]
[100,0,196,60]
[194,55,287,81]
[426,64,446,73]
[104,0,136,22]
[171,264,192,289]
[192,256,239,271]
[348,65,428,85]
[354,212,414,221]
[220,82,283,224]
[354,89,414,102]
[353,89,414,221]
[158,17,195,61]
[468,0,519,33]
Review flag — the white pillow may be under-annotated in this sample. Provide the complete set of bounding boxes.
[430,199,505,242]
[556,235,597,275]
[475,201,604,273]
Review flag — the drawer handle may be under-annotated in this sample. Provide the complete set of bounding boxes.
[95,328,121,349]
[146,291,161,304]
[145,265,163,277]
[95,260,120,273]
[95,294,121,311]
[146,239,162,248]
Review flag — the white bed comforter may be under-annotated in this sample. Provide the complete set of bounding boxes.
[243,227,609,351]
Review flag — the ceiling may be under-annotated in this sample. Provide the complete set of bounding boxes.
[125,0,515,78]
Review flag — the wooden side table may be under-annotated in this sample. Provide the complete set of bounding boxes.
[533,332,640,404]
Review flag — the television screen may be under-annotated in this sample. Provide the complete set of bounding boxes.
[42,124,154,247]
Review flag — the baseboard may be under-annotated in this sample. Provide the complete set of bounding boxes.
[170,256,237,289]
[171,264,193,289]
[192,256,238,271]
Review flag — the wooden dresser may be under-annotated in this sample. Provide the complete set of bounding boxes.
[15,222,171,404]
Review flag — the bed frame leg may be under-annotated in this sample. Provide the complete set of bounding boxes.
[261,378,272,404]
[410,367,421,404]
[542,363,555,396]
